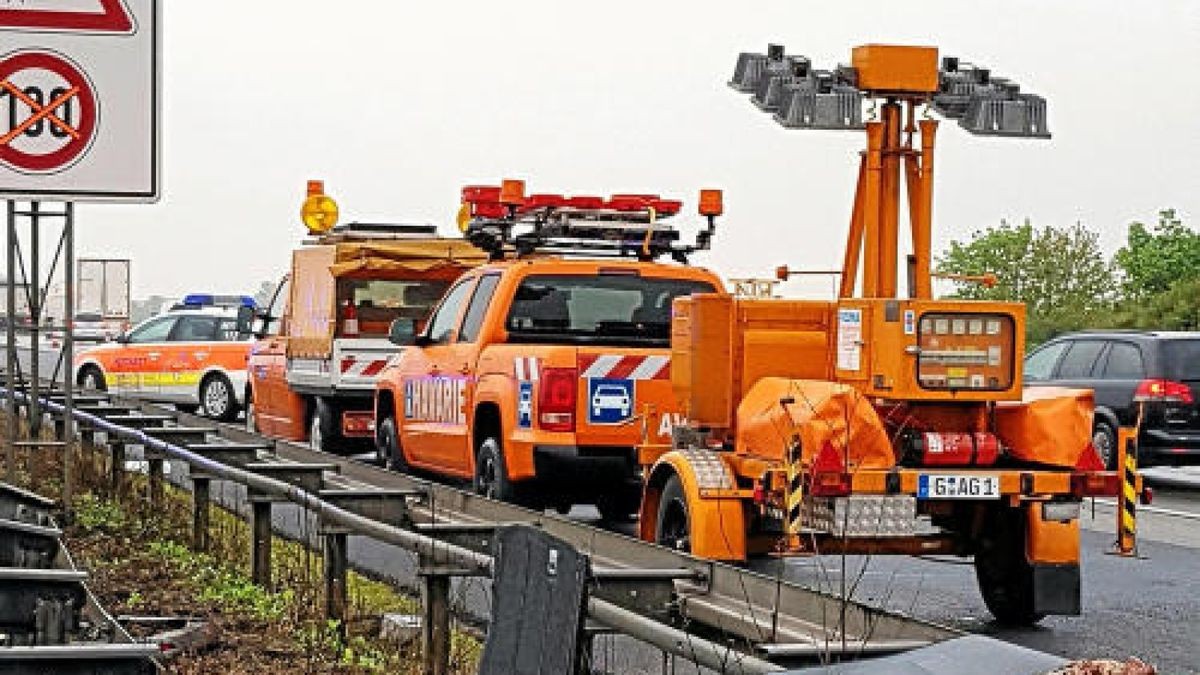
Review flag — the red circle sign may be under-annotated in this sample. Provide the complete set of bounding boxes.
[0,49,98,174]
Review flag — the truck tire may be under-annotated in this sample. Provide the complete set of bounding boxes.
[309,397,340,453]
[974,507,1045,626]
[200,373,240,422]
[655,475,691,553]
[474,437,518,502]
[1092,421,1118,470]
[376,416,409,472]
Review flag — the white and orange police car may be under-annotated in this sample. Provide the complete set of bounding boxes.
[73,294,254,420]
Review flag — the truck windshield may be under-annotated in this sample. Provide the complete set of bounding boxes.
[505,274,714,347]
[338,279,452,337]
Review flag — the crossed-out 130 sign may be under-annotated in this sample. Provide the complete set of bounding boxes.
[0,49,97,173]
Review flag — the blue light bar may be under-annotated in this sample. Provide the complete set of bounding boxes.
[180,294,257,309]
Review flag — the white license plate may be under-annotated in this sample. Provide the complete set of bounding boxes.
[917,474,1000,500]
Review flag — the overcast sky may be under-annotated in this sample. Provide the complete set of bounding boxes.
[47,1,1200,299]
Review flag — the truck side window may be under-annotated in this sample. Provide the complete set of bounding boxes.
[457,275,500,343]
[425,280,473,344]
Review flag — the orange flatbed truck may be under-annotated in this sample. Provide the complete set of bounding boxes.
[637,45,1123,626]
[374,181,724,519]
[244,181,486,452]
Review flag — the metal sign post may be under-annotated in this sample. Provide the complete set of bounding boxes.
[0,0,160,513]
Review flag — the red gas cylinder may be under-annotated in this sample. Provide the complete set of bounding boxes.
[908,431,1001,466]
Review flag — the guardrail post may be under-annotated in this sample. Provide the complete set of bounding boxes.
[109,441,126,498]
[146,450,164,508]
[250,498,272,588]
[323,529,348,640]
[192,474,211,553]
[419,553,451,675]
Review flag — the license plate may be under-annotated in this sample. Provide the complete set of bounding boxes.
[917,474,1000,500]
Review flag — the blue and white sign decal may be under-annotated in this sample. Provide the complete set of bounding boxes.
[517,381,533,429]
[587,378,634,425]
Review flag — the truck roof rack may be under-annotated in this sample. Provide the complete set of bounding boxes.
[458,180,720,263]
[313,222,441,243]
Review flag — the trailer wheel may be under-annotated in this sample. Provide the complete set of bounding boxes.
[376,416,409,472]
[974,507,1045,626]
[474,437,518,502]
[655,475,691,552]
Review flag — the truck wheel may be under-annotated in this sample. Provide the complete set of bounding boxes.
[309,397,340,453]
[474,437,518,502]
[655,475,691,552]
[974,507,1045,626]
[1092,421,1118,470]
[376,416,409,472]
[77,366,106,392]
[200,373,239,422]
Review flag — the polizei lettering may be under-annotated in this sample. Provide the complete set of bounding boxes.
[404,377,467,425]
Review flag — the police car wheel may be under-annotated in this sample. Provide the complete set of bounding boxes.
[200,374,239,422]
[78,366,106,392]
[655,475,691,553]
[474,437,517,502]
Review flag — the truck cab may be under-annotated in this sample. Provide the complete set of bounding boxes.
[374,180,724,519]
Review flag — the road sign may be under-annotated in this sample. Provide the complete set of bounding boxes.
[0,0,159,201]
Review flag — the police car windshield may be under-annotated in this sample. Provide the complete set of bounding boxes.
[338,278,452,336]
[505,274,714,347]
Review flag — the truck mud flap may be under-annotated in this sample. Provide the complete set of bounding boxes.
[1032,563,1080,616]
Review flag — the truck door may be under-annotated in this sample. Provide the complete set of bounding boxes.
[251,276,292,437]
[400,278,474,469]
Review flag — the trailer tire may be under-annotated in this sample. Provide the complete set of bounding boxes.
[655,475,691,553]
[474,436,518,502]
[974,508,1045,626]
[376,416,409,472]
[309,397,340,453]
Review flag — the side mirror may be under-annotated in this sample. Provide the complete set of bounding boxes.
[235,305,255,335]
[115,332,131,344]
[388,319,417,346]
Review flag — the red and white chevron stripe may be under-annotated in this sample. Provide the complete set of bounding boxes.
[339,356,388,377]
[514,356,541,382]
[578,354,669,381]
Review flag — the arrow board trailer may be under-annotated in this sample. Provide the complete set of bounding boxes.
[0,0,160,202]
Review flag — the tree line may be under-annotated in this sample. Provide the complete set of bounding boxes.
[936,209,1197,346]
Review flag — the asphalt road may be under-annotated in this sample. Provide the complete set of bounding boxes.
[9,339,1200,672]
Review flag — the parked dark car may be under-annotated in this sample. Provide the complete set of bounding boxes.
[1024,331,1200,468]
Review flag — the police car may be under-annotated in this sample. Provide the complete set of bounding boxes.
[73,294,255,420]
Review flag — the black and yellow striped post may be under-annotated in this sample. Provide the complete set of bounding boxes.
[786,434,806,538]
[1114,425,1139,556]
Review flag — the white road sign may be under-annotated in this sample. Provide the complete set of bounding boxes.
[0,0,160,201]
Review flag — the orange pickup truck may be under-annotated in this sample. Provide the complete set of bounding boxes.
[374,181,724,519]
